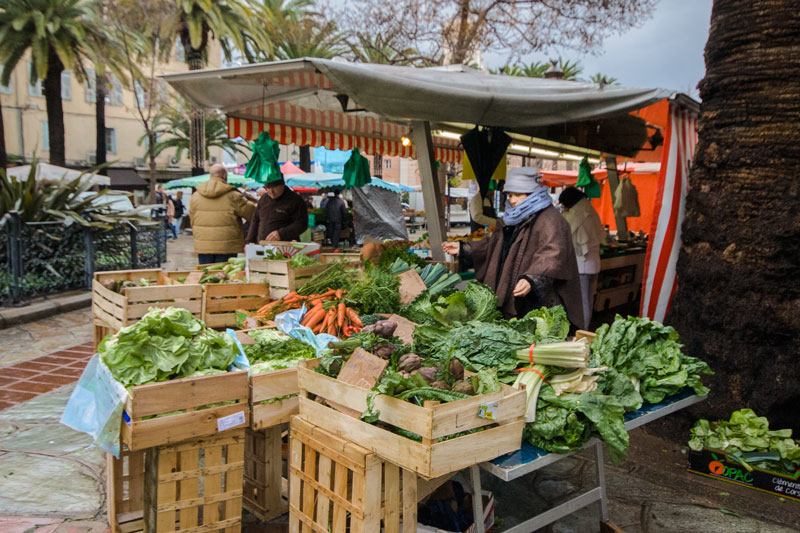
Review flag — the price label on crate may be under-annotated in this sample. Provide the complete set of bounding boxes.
[217,410,246,432]
[477,401,499,420]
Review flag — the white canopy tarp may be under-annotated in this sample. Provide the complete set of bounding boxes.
[7,162,111,187]
[162,58,671,131]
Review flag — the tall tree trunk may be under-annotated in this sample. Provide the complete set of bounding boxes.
[670,0,800,432]
[299,145,311,172]
[43,52,66,166]
[147,131,157,203]
[0,95,7,170]
[95,71,107,174]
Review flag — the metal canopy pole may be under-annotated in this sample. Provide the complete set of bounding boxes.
[605,157,629,241]
[411,120,446,260]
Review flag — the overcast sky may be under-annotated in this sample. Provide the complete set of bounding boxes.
[484,0,713,97]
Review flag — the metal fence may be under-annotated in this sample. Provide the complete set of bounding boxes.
[1,211,167,305]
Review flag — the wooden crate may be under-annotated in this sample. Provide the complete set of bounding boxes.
[92,269,203,332]
[203,282,271,329]
[251,367,300,430]
[143,429,246,532]
[319,253,362,265]
[94,319,111,350]
[296,359,525,479]
[107,447,146,533]
[244,427,288,522]
[289,417,418,533]
[248,259,327,300]
[121,370,250,451]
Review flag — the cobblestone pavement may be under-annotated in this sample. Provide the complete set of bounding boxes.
[0,308,94,369]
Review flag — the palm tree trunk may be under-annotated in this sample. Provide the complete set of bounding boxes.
[0,95,7,170]
[95,71,107,174]
[182,30,206,177]
[43,51,66,166]
[669,0,800,432]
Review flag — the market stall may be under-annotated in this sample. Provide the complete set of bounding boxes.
[162,58,670,260]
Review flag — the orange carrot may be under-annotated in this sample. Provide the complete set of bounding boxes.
[303,306,326,328]
[327,320,337,336]
[346,308,362,328]
[337,302,346,328]
[335,288,343,299]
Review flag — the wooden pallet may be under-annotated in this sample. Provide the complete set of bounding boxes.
[92,269,203,332]
[107,448,146,533]
[121,370,250,451]
[248,259,327,300]
[143,429,246,532]
[289,417,418,533]
[203,282,271,329]
[296,359,525,479]
[244,427,288,522]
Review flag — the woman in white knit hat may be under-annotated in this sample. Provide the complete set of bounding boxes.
[443,167,583,324]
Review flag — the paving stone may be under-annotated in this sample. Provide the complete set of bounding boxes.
[7,381,61,394]
[0,516,63,533]
[0,301,59,327]
[29,374,78,386]
[0,390,37,403]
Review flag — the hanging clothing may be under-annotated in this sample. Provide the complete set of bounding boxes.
[462,151,507,184]
[613,177,641,217]
[460,205,583,325]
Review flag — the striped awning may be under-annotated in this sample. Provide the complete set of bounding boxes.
[227,100,462,163]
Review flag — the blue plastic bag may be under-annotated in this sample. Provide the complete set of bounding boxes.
[275,306,338,355]
[60,354,128,458]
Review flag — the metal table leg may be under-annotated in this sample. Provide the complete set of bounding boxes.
[596,442,609,522]
[469,464,486,533]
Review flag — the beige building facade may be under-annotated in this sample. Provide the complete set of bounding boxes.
[0,40,228,176]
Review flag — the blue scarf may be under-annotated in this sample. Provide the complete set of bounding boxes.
[502,187,552,226]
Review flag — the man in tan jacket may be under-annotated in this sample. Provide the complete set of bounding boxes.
[189,164,255,264]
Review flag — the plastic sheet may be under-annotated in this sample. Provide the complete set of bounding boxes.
[60,355,128,458]
[352,185,408,243]
[275,306,338,355]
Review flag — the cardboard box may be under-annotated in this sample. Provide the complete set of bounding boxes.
[688,448,800,502]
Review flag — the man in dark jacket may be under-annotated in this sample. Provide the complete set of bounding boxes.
[246,178,308,243]
[324,191,348,248]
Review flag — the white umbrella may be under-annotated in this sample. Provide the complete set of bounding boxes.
[6,162,111,187]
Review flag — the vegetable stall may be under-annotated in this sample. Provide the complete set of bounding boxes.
[61,241,728,532]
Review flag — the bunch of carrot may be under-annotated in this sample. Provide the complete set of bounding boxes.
[254,288,363,338]
[299,288,363,337]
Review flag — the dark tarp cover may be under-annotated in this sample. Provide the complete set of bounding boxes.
[352,185,408,242]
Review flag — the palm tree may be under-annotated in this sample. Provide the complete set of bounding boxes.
[590,73,619,85]
[347,33,427,66]
[143,107,250,162]
[163,0,254,175]
[0,0,99,167]
[489,58,581,80]
[669,0,800,432]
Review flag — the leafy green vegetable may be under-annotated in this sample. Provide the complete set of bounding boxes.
[463,281,501,323]
[297,262,354,296]
[401,282,500,327]
[689,409,800,468]
[99,307,237,388]
[509,306,570,341]
[289,253,317,267]
[347,265,401,314]
[377,247,426,269]
[243,328,315,373]
[591,315,712,403]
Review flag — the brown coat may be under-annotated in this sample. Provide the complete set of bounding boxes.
[465,205,583,325]
[189,176,255,254]
[246,188,308,243]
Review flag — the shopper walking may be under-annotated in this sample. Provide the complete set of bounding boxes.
[190,164,256,264]
[173,191,185,235]
[324,190,348,248]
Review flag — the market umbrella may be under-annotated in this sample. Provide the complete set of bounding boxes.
[460,127,511,200]
[164,173,257,189]
[280,160,306,175]
[341,148,371,188]
[244,132,282,185]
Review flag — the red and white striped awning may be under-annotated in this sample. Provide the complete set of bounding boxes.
[227,100,462,163]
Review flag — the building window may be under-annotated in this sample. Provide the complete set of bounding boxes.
[109,75,123,106]
[28,62,42,97]
[105,128,117,154]
[61,70,71,100]
[85,69,96,103]
[175,37,185,62]
[385,159,392,169]
[41,121,49,151]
